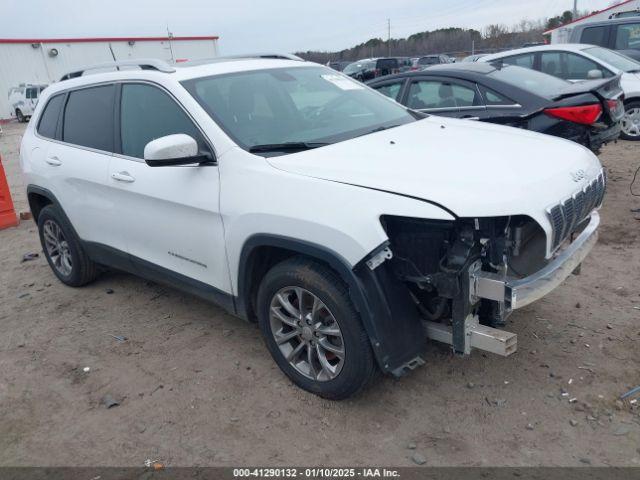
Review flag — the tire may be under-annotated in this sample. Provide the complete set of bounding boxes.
[620,101,640,141]
[37,205,98,287]
[257,257,377,400]
[15,109,24,123]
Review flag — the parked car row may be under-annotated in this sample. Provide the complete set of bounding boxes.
[332,54,454,80]
[368,62,624,153]
[481,44,640,140]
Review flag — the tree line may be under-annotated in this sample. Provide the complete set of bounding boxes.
[296,10,588,63]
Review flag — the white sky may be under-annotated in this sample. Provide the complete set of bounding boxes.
[1,0,621,54]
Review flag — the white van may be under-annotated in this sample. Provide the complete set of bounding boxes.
[8,84,48,122]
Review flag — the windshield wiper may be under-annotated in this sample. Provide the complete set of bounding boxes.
[249,142,329,153]
[628,69,640,73]
[355,124,403,139]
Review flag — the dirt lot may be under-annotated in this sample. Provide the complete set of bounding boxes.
[0,121,639,467]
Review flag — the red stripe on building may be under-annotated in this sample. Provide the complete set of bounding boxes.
[0,36,219,44]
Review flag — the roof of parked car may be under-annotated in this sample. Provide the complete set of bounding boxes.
[366,62,500,84]
[482,44,596,60]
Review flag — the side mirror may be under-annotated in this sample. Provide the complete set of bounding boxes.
[587,69,604,80]
[144,134,214,167]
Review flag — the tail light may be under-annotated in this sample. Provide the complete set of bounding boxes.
[544,104,602,125]
[606,99,618,110]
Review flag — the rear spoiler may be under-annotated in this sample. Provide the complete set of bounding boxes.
[553,74,623,100]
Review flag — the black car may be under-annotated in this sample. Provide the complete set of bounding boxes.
[344,58,401,81]
[412,55,452,69]
[367,62,624,152]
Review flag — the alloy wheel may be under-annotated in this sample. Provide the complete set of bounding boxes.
[621,107,640,138]
[269,287,345,381]
[42,219,73,276]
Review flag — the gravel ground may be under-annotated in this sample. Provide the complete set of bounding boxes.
[1,121,639,467]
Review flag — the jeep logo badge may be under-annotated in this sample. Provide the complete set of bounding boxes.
[570,169,586,182]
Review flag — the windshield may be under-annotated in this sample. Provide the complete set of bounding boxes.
[583,46,640,72]
[487,63,570,98]
[182,66,416,154]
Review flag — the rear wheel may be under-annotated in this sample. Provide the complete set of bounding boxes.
[15,109,25,123]
[37,205,98,287]
[257,257,377,400]
[621,101,640,141]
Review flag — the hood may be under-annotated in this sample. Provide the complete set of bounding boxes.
[266,116,602,220]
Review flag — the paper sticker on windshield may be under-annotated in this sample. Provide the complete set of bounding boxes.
[321,74,364,90]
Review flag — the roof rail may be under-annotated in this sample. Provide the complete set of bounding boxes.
[233,53,305,61]
[59,58,176,81]
[184,53,305,67]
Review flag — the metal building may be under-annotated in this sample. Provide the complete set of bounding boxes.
[0,35,219,119]
[545,0,640,44]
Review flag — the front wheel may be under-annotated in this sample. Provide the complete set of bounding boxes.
[15,109,25,123]
[257,257,377,400]
[620,101,640,141]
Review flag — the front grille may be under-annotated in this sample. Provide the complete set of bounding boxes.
[547,169,606,252]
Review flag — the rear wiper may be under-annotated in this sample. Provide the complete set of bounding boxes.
[249,142,329,153]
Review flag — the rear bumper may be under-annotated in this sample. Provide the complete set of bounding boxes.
[589,122,621,148]
[470,211,600,310]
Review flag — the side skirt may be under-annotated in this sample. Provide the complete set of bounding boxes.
[83,242,236,314]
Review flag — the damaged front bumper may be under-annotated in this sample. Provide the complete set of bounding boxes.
[470,211,600,311]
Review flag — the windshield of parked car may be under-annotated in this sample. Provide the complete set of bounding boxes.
[582,46,640,72]
[487,63,570,98]
[182,66,416,154]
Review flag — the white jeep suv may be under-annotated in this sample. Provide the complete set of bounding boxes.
[21,55,605,399]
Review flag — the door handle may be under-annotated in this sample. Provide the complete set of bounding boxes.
[46,156,62,166]
[461,116,480,121]
[111,171,135,183]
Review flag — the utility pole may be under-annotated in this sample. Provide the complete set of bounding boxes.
[387,18,391,57]
[573,0,578,18]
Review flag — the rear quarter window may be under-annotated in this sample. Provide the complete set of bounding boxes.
[62,84,115,152]
[37,94,65,139]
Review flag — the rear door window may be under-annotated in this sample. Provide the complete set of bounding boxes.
[406,80,479,109]
[37,94,65,139]
[501,53,535,69]
[540,52,563,77]
[62,84,115,152]
[615,23,640,50]
[120,83,207,159]
[580,26,608,47]
[373,80,404,101]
